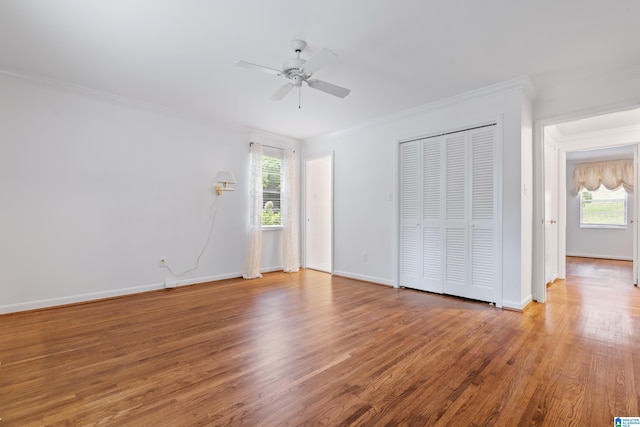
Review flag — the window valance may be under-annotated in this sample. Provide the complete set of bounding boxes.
[571,159,633,195]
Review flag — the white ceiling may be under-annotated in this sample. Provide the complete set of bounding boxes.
[1,0,640,140]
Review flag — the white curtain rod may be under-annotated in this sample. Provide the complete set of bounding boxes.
[249,141,295,153]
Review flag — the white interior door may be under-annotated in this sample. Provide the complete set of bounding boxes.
[544,139,559,284]
[305,155,332,273]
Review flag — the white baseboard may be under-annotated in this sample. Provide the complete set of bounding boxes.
[332,270,394,287]
[566,252,633,261]
[502,295,533,312]
[0,282,165,314]
[0,272,243,315]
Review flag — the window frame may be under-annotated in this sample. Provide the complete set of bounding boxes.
[579,185,628,229]
[261,147,283,230]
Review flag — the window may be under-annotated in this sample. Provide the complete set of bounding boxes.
[262,154,281,226]
[580,185,627,228]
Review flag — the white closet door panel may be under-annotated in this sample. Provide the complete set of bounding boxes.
[401,142,420,222]
[399,141,421,287]
[444,228,466,289]
[421,227,443,292]
[471,127,496,223]
[401,227,420,286]
[445,133,467,221]
[423,139,441,221]
[471,229,496,286]
[469,126,499,302]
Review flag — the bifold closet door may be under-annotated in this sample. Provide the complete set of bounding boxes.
[468,126,499,303]
[442,132,468,296]
[399,125,499,304]
[399,138,444,293]
[399,141,421,289]
[442,126,499,303]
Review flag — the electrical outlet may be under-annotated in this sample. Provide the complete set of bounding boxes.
[362,252,367,262]
[159,257,167,267]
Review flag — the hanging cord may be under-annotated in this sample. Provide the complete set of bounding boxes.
[162,194,221,277]
[298,86,301,109]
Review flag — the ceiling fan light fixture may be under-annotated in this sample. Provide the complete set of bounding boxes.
[235,39,351,103]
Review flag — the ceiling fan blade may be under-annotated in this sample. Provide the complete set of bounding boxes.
[234,60,282,77]
[301,48,337,75]
[307,79,351,98]
[269,83,294,100]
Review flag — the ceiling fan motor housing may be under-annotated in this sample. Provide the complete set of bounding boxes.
[283,58,306,77]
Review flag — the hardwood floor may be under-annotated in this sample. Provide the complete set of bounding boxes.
[1,260,639,426]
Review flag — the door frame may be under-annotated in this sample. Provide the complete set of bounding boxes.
[302,151,334,273]
[533,105,640,302]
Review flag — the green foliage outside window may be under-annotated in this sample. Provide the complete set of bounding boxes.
[262,155,282,226]
[580,186,626,227]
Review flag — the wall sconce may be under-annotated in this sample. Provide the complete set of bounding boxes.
[214,170,237,195]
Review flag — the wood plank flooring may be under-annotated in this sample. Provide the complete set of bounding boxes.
[1,258,639,426]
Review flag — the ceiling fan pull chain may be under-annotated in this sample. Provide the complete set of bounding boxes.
[299,87,302,109]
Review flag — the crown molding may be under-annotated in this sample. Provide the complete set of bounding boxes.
[555,124,640,152]
[306,76,535,142]
[0,67,300,143]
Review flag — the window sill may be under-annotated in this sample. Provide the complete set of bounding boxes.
[579,224,628,230]
[262,226,283,231]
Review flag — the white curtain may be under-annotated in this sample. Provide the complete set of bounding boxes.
[242,142,263,279]
[571,159,634,195]
[281,149,300,272]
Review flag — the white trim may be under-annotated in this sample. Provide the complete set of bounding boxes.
[566,253,633,261]
[0,272,243,314]
[558,150,567,279]
[393,136,401,288]
[553,125,640,151]
[333,271,394,287]
[502,295,533,312]
[260,266,284,274]
[302,151,335,274]
[495,117,505,309]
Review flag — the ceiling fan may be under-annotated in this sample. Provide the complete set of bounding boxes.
[235,40,351,102]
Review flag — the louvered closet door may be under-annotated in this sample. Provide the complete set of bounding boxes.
[399,141,421,288]
[420,136,444,293]
[468,126,499,303]
[399,125,499,304]
[442,132,469,297]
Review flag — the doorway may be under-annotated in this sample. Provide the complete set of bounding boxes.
[536,107,640,302]
[304,154,333,273]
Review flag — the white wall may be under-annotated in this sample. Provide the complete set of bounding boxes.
[0,75,299,313]
[302,80,533,310]
[565,161,634,260]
